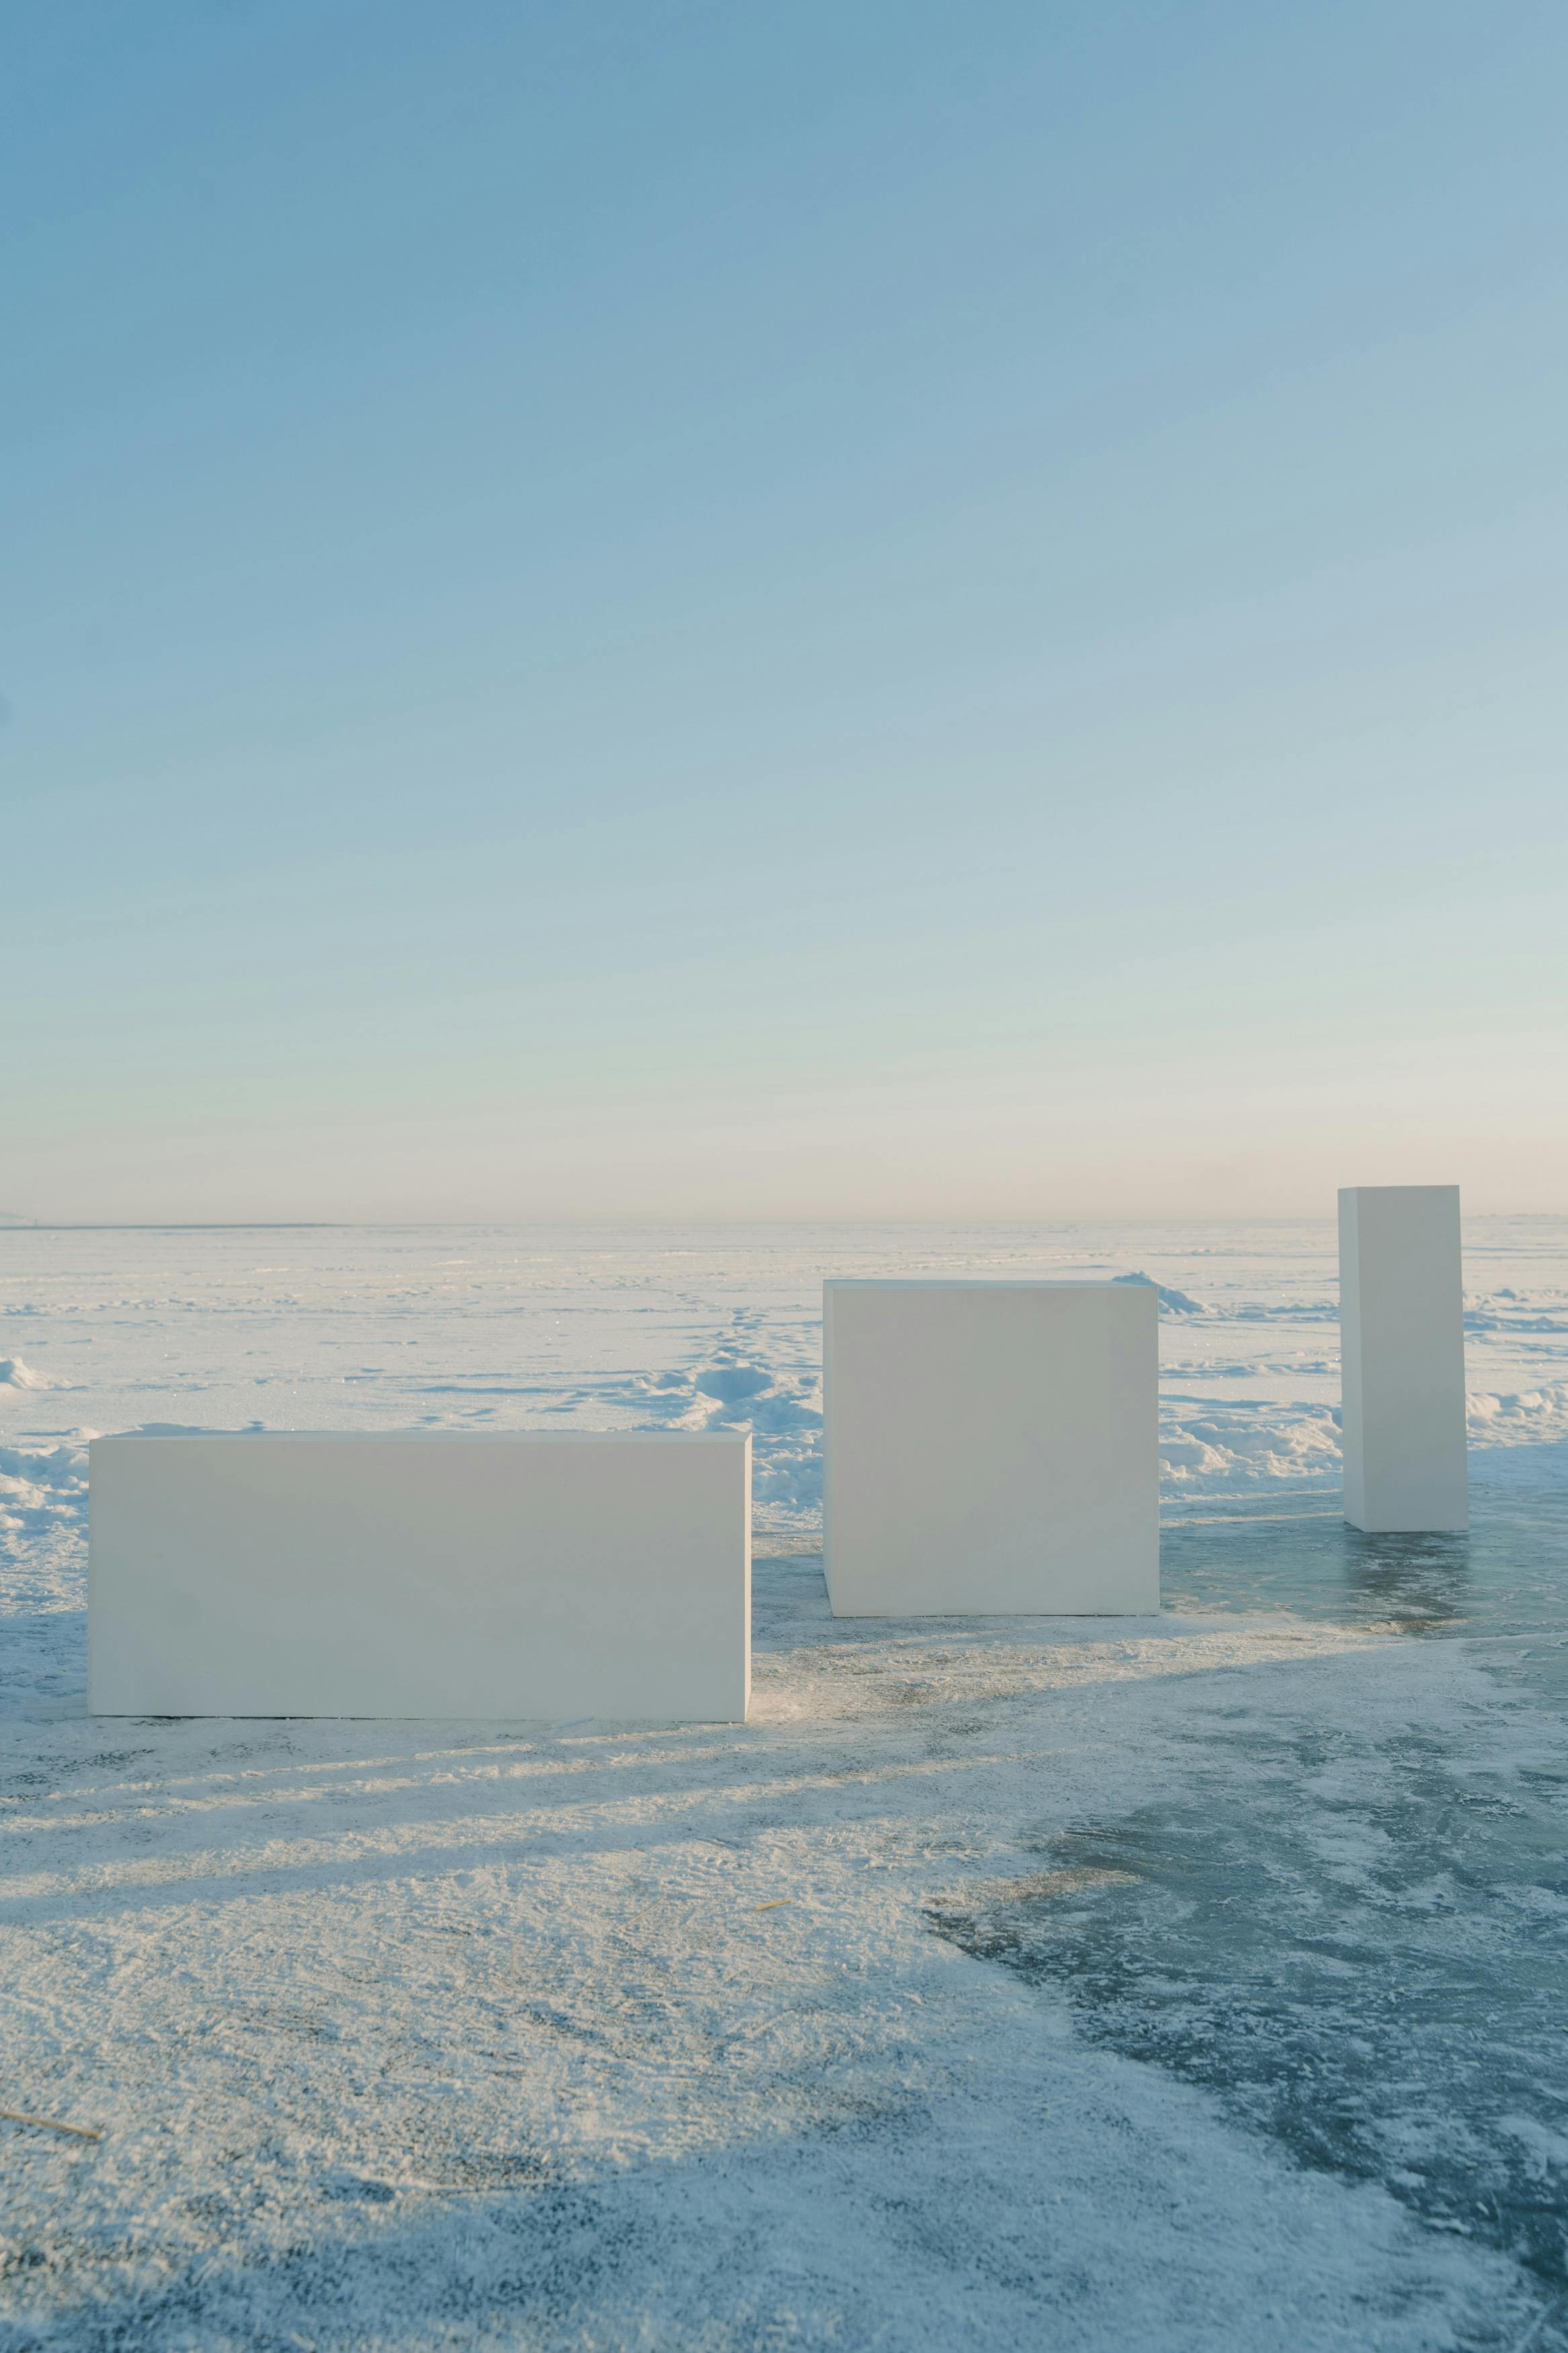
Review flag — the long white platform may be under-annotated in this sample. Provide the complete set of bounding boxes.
[1338,1185,1468,1533]
[823,1279,1159,1616]
[88,1431,751,1720]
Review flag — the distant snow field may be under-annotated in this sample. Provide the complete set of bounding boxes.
[3,1220,1567,2350]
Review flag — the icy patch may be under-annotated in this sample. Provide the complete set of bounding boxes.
[925,1640,1568,2301]
[0,1576,1547,2350]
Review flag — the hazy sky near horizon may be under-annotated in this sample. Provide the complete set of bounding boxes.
[5,0,1566,1222]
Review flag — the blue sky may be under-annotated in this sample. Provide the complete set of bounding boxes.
[5,0,1565,1220]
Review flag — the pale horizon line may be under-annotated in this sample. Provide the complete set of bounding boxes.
[2,1209,1563,1234]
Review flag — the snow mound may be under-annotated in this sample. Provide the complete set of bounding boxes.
[1114,1272,1210,1316]
[0,1437,89,1543]
[1160,1402,1342,1493]
[1468,1383,1568,1448]
[630,1353,823,1537]
[0,1357,65,1390]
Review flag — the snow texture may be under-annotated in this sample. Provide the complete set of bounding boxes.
[2,1218,1567,2350]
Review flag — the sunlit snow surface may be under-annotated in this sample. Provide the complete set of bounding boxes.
[2,1219,1566,2350]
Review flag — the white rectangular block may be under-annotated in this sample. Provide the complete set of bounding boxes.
[823,1280,1159,1616]
[1338,1186,1468,1533]
[89,1431,750,1720]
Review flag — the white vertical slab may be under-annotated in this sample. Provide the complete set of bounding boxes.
[89,1431,750,1720]
[823,1280,1158,1617]
[1338,1186,1467,1532]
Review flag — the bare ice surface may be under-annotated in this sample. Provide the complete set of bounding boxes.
[2,1220,1567,2348]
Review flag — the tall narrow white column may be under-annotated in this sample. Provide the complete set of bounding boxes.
[1338,1186,1467,1533]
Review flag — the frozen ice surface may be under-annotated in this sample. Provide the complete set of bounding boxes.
[2,1218,1567,2348]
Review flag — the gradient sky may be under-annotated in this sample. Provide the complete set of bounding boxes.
[5,0,1565,1222]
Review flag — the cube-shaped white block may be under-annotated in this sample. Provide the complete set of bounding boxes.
[1338,1186,1467,1533]
[89,1431,750,1720]
[823,1281,1158,1616]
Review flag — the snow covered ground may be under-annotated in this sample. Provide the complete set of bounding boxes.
[3,1220,1566,2349]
